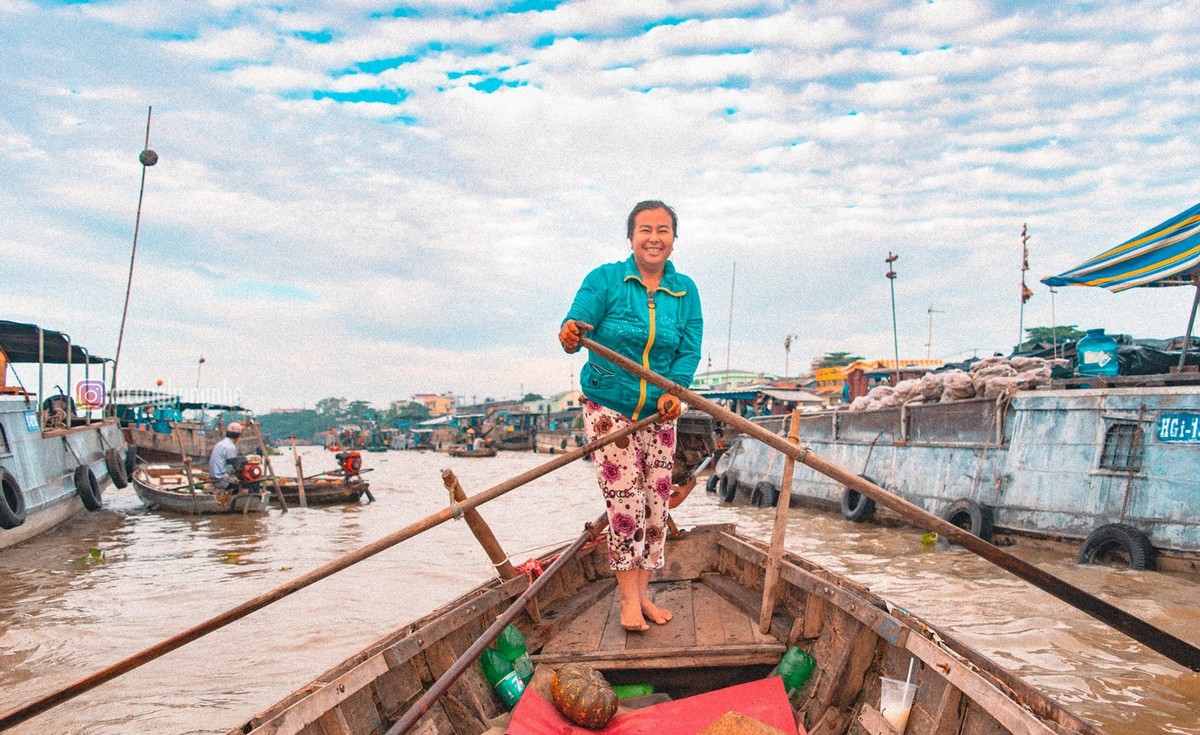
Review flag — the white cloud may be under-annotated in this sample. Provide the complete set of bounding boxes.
[2,1,1199,409]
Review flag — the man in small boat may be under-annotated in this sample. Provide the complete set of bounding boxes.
[559,200,703,633]
[209,421,243,490]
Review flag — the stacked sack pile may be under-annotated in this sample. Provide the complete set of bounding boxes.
[847,356,1067,412]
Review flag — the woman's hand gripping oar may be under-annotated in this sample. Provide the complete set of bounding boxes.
[577,334,1200,673]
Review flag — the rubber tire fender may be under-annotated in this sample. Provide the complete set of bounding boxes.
[840,474,877,523]
[751,482,780,508]
[0,469,27,529]
[124,446,138,480]
[105,448,129,489]
[705,474,720,494]
[1078,523,1156,571]
[942,498,994,542]
[718,473,738,503]
[74,465,103,512]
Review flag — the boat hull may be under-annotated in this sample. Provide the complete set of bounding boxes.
[448,447,497,458]
[131,468,266,514]
[273,478,367,506]
[1,396,127,550]
[718,387,1200,570]
[123,421,262,464]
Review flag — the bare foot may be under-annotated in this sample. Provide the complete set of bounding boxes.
[641,601,673,625]
[620,604,649,632]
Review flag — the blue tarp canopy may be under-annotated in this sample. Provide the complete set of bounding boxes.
[1043,201,1200,367]
[1043,201,1200,292]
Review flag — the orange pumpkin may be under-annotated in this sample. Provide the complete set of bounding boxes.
[550,662,618,728]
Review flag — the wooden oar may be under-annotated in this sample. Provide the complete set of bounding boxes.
[384,511,609,735]
[578,335,1200,673]
[759,408,799,632]
[176,432,198,515]
[289,438,307,508]
[0,412,659,730]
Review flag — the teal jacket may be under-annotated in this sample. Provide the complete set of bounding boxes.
[564,256,703,420]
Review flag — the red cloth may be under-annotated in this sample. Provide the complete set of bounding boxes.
[505,676,800,735]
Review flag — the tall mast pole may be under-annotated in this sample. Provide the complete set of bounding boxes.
[1019,223,1031,351]
[886,252,900,385]
[925,304,943,359]
[725,262,736,381]
[111,106,158,406]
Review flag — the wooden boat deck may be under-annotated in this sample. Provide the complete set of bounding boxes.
[535,578,785,671]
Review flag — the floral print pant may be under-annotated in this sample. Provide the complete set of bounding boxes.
[581,399,676,572]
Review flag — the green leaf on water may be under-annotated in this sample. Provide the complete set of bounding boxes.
[76,548,106,564]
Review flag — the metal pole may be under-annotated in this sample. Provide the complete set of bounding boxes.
[65,334,72,417]
[725,261,736,380]
[1050,287,1058,358]
[1179,282,1200,370]
[886,252,900,385]
[112,106,157,400]
[37,327,44,414]
[1019,223,1031,351]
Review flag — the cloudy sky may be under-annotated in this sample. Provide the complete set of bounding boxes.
[2,0,1199,412]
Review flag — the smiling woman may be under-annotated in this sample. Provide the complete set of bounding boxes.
[559,199,703,634]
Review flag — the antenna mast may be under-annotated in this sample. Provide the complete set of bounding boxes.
[111,106,158,404]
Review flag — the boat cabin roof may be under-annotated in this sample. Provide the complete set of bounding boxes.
[0,320,109,364]
[110,389,246,413]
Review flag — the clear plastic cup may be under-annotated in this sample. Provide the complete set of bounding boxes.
[879,676,917,732]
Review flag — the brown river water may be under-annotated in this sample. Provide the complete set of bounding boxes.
[1,448,1197,734]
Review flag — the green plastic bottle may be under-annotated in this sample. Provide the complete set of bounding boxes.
[496,624,534,684]
[772,647,816,702]
[480,647,525,708]
[612,683,654,699]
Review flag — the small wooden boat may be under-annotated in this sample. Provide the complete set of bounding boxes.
[272,475,369,506]
[131,466,266,514]
[449,445,498,458]
[228,521,1106,735]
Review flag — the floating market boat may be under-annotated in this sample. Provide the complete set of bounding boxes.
[226,520,1107,735]
[130,465,267,514]
[449,445,499,458]
[0,320,131,551]
[713,372,1200,574]
[113,389,264,464]
[272,474,370,506]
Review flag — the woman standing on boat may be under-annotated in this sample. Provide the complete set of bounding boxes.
[559,200,703,632]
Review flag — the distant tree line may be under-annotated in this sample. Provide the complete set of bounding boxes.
[258,397,432,442]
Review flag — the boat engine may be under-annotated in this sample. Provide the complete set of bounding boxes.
[228,455,264,486]
[336,450,362,476]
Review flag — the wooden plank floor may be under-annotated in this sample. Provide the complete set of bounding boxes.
[533,579,786,670]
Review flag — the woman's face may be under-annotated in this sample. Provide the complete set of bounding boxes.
[630,207,675,272]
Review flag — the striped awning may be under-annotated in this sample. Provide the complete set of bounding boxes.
[1042,201,1200,291]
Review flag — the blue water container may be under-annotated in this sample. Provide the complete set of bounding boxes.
[1076,328,1119,376]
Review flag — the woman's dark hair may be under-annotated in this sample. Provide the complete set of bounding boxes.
[626,200,677,239]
